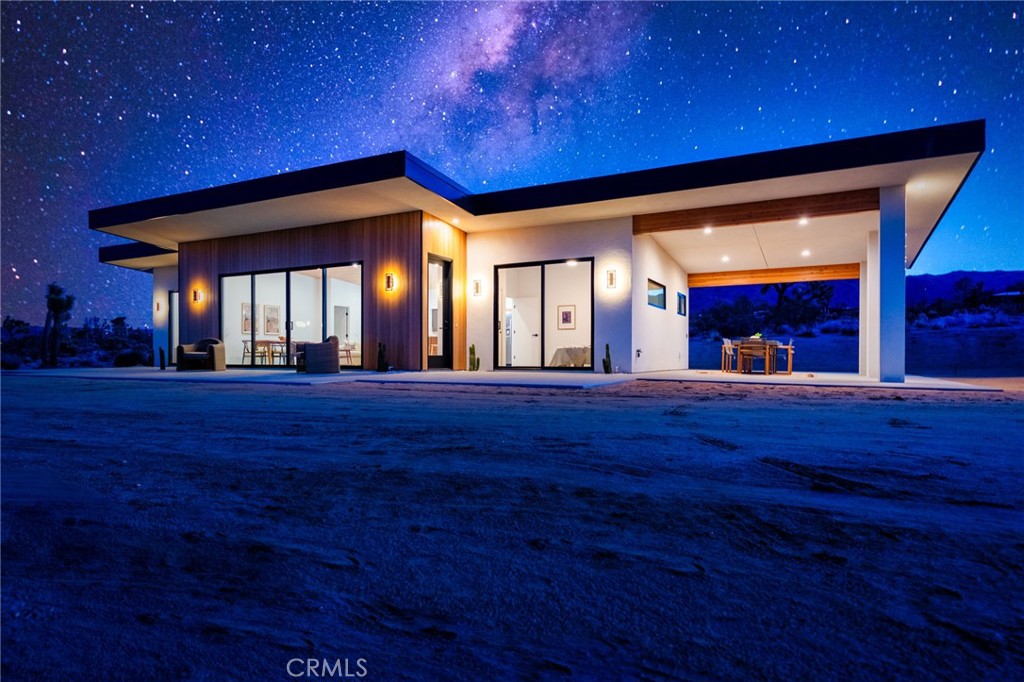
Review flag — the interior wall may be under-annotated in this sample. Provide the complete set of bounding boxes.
[467,217,632,373]
[152,265,178,365]
[631,233,688,372]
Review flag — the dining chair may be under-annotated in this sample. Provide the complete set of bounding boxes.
[721,338,737,372]
[738,338,769,374]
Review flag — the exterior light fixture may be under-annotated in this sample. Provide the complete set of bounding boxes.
[192,289,203,303]
[566,259,578,267]
[472,279,482,297]
[799,217,809,226]
[703,226,713,235]
[606,269,618,289]
[721,255,730,263]
[155,301,161,312]
[384,272,397,292]
[452,217,460,225]
[801,249,811,257]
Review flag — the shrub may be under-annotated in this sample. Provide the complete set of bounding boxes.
[1,353,21,370]
[113,350,148,367]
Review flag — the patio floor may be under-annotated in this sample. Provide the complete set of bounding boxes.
[2,366,999,391]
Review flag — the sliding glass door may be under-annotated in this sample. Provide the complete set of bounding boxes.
[495,259,593,370]
[220,263,362,367]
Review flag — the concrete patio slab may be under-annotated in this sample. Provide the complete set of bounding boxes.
[638,369,1000,391]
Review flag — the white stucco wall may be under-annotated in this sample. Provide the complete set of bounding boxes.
[631,234,688,372]
[152,265,178,365]
[466,217,633,373]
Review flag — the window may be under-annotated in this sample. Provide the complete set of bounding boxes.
[677,292,687,316]
[647,279,666,309]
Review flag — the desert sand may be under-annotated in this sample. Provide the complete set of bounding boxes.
[2,373,1022,680]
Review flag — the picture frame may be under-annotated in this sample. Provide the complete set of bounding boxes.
[557,304,576,330]
[264,305,281,335]
[241,302,252,334]
[677,292,687,317]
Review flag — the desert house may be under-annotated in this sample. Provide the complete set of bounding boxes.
[92,120,984,382]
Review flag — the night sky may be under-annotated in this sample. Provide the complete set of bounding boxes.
[2,2,1021,326]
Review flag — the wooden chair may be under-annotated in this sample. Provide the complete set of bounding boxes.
[737,338,769,374]
[775,338,795,375]
[242,339,269,365]
[721,338,737,372]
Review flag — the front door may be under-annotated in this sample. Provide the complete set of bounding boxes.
[427,256,452,369]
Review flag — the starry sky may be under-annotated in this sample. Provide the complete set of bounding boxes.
[2,2,1021,326]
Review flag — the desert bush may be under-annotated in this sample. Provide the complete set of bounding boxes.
[1,353,22,370]
[819,319,859,336]
[114,350,148,367]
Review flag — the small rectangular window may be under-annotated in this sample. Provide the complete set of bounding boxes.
[647,279,666,309]
[677,292,687,316]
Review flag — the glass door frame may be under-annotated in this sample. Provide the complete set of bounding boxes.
[492,257,594,371]
[427,254,453,369]
[218,261,363,368]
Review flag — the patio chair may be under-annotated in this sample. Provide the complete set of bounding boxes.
[775,338,795,375]
[299,336,340,374]
[721,338,737,372]
[737,338,769,374]
[176,338,226,371]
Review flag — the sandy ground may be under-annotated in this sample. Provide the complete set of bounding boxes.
[2,374,1023,681]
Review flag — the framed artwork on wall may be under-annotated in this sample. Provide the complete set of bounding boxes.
[242,302,252,334]
[677,292,687,316]
[557,304,576,330]
[264,305,281,335]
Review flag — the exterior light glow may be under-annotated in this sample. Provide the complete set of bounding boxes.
[721,255,730,263]
[472,279,482,297]
[606,269,617,289]
[799,217,809,226]
[801,249,811,257]
[192,289,203,303]
[703,226,713,234]
[384,272,397,292]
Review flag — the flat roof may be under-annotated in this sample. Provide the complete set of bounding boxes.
[93,120,984,271]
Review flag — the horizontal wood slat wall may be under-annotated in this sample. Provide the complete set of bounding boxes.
[178,211,423,369]
[423,213,468,370]
[633,189,880,234]
[688,263,861,288]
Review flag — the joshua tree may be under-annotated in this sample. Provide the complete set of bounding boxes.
[41,283,75,367]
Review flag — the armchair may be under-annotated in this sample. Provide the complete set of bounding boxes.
[297,336,340,374]
[176,338,226,371]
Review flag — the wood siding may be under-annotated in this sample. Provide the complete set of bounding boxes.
[687,263,861,288]
[422,213,468,370]
[633,189,880,234]
[178,211,424,370]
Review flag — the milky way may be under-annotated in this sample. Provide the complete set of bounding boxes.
[2,2,1021,325]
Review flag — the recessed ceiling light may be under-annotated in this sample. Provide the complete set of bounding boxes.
[721,255,730,263]
[452,217,460,225]
[703,226,713,234]
[801,249,811,257]
[799,217,809,226]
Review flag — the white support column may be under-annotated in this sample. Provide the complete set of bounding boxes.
[878,185,907,382]
[863,233,880,379]
[858,260,869,376]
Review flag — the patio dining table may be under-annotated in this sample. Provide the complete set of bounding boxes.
[722,338,793,375]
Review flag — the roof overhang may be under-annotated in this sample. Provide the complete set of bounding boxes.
[98,242,178,271]
[91,120,984,273]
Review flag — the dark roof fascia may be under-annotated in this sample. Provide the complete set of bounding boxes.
[89,151,467,232]
[99,241,177,265]
[464,119,987,216]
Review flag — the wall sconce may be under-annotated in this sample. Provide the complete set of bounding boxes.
[155,301,161,312]
[384,272,397,292]
[192,289,203,303]
[606,269,618,289]
[472,279,482,297]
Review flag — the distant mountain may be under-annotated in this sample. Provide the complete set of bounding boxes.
[906,270,1024,307]
[689,270,1024,316]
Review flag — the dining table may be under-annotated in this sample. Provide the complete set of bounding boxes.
[723,337,793,375]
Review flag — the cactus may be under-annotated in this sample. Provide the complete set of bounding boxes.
[468,344,480,371]
[376,342,388,372]
[602,343,612,374]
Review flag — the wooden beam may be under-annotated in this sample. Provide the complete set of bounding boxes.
[688,263,861,288]
[633,189,879,234]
